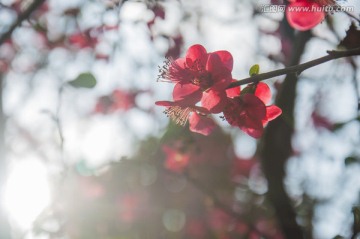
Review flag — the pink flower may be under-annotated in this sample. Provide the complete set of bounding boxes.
[223,82,282,138]
[162,145,190,173]
[68,30,98,49]
[156,99,216,136]
[94,89,136,114]
[286,0,334,31]
[158,44,233,113]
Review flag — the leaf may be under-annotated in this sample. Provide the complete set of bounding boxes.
[68,73,97,89]
[249,64,260,76]
[332,236,344,239]
[345,157,358,166]
[332,122,346,131]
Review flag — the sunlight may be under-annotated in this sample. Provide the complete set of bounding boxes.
[2,159,50,229]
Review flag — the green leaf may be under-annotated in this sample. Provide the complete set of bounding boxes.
[332,122,346,131]
[345,156,358,166]
[68,73,97,89]
[249,64,260,76]
[332,236,344,239]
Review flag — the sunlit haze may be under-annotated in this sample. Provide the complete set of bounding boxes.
[3,159,50,229]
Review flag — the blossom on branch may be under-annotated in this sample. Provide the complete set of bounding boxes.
[158,44,233,113]
[223,82,282,138]
[156,45,282,138]
[286,0,335,31]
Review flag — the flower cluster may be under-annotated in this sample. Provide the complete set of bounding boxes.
[156,44,282,138]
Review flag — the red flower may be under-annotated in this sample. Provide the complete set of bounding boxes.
[231,157,257,180]
[223,94,267,138]
[223,82,282,138]
[286,0,334,31]
[156,100,216,136]
[162,145,190,173]
[158,44,233,113]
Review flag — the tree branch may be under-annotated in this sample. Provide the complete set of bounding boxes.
[227,47,360,89]
[0,0,47,46]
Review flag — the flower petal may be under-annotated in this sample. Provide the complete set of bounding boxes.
[254,82,272,104]
[242,94,267,121]
[189,112,216,136]
[286,1,325,31]
[226,79,241,98]
[213,50,233,71]
[155,100,174,106]
[265,105,282,121]
[173,57,186,69]
[173,83,202,104]
[201,90,227,114]
[185,44,208,67]
[206,53,231,81]
[239,116,264,138]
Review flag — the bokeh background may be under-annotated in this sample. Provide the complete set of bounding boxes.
[0,0,360,238]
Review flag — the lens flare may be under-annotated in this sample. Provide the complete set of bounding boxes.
[2,159,50,229]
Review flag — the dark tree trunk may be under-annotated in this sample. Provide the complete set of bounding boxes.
[259,28,312,239]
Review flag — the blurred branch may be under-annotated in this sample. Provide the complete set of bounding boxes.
[227,47,360,88]
[352,206,360,239]
[349,60,360,111]
[0,0,47,46]
[55,86,67,170]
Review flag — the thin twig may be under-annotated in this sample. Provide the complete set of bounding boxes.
[0,0,47,46]
[227,47,360,88]
[55,85,67,170]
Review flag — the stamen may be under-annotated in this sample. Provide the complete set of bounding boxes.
[191,73,213,91]
[163,106,192,126]
[186,59,206,73]
[157,57,190,83]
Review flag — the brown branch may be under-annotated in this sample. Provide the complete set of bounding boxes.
[0,0,47,46]
[227,47,360,89]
